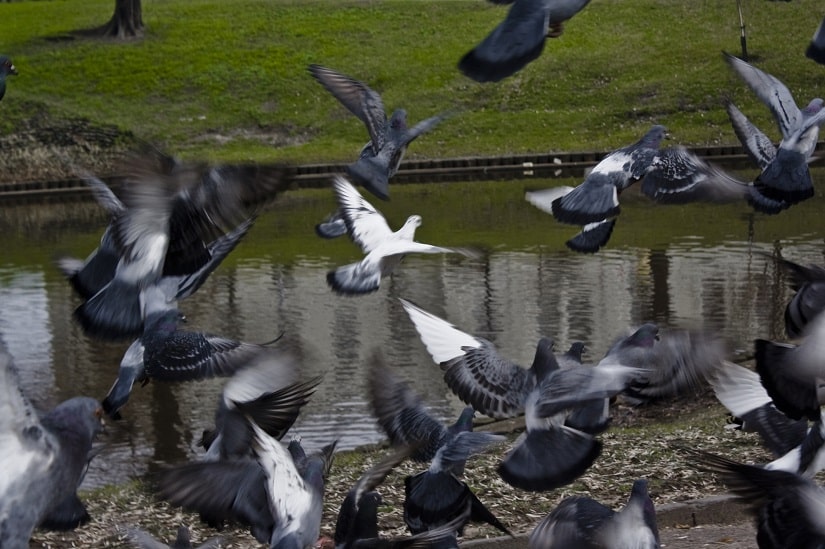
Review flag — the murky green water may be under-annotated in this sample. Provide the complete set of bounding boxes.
[1,174,823,489]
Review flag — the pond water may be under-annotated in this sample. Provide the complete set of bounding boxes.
[1,174,823,491]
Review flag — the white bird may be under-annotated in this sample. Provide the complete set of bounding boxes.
[325,176,477,295]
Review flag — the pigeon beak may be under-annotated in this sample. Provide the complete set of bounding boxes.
[9,64,17,75]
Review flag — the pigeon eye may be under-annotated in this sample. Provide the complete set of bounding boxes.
[94,407,104,419]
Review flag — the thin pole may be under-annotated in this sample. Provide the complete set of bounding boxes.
[737,0,749,60]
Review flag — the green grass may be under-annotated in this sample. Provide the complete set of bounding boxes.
[1,0,822,165]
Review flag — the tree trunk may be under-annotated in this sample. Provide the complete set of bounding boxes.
[101,0,143,39]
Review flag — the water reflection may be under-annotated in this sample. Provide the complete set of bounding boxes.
[0,177,823,491]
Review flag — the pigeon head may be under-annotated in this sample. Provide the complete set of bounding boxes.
[0,56,17,77]
[641,125,668,147]
[625,323,660,348]
[389,109,408,131]
[566,342,586,361]
[448,406,476,435]
[803,98,825,115]
[530,337,560,381]
[398,215,423,239]
[43,397,104,441]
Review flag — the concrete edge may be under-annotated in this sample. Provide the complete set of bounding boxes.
[460,494,750,547]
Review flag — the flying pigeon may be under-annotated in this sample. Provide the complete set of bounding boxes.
[366,350,511,536]
[324,176,478,295]
[528,479,660,549]
[399,298,644,491]
[101,284,280,418]
[158,392,335,547]
[309,64,447,201]
[0,350,104,548]
[72,152,293,340]
[807,16,825,65]
[754,311,825,422]
[124,525,223,549]
[724,52,825,213]
[58,176,255,321]
[689,449,825,549]
[525,126,748,252]
[599,322,727,405]
[0,56,17,101]
[760,254,825,339]
[709,360,809,459]
[199,350,323,461]
[458,0,592,83]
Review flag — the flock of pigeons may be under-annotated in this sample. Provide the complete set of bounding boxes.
[3,4,825,549]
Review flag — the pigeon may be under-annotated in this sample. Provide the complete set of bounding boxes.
[525,127,748,252]
[365,350,511,536]
[724,52,825,213]
[158,386,335,547]
[458,0,592,83]
[101,284,279,418]
[688,449,825,549]
[0,351,104,548]
[754,311,825,422]
[367,349,487,467]
[199,350,323,461]
[0,56,17,101]
[73,153,293,340]
[309,64,446,201]
[124,525,223,549]
[315,210,348,239]
[528,479,660,549]
[399,298,644,491]
[600,322,727,405]
[807,16,825,65]
[709,360,809,459]
[58,176,255,312]
[324,176,478,295]
[761,254,825,339]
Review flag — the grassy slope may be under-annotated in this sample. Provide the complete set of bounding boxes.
[1,0,822,165]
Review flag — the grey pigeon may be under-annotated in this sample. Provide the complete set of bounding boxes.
[309,64,446,201]
[709,360,809,459]
[0,350,103,548]
[458,0,592,83]
[58,175,255,318]
[125,525,223,549]
[525,126,748,252]
[73,152,292,340]
[0,56,17,101]
[724,52,825,213]
[689,449,825,549]
[325,176,478,295]
[599,322,727,405]
[315,210,348,239]
[366,350,510,537]
[200,350,323,461]
[101,284,278,418]
[764,254,825,339]
[528,479,660,549]
[754,311,825,422]
[807,16,825,65]
[400,298,643,491]
[367,349,480,467]
[158,361,333,548]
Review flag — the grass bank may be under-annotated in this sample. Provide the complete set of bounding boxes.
[1,0,822,174]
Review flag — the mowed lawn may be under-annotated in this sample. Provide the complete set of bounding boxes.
[1,0,822,164]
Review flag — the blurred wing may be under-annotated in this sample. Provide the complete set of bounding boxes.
[309,64,387,151]
[641,147,750,204]
[726,101,777,169]
[724,52,802,140]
